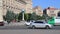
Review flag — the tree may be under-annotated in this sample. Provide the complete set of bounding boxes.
[29,12,38,20]
[18,12,22,21]
[14,14,19,21]
[36,15,41,20]
[5,10,15,23]
[24,13,28,21]
[18,13,31,21]
[26,13,32,21]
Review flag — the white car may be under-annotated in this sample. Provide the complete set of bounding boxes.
[25,20,35,26]
[29,21,53,29]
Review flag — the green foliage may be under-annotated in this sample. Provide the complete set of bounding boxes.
[24,12,46,21]
[24,13,28,21]
[5,10,15,23]
[31,12,37,20]
[14,14,19,21]
[27,13,32,21]
[24,12,45,21]
[4,10,50,22]
[18,12,22,21]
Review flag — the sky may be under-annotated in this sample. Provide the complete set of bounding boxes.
[32,0,60,9]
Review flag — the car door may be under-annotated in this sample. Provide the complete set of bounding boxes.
[34,21,40,27]
[37,21,45,28]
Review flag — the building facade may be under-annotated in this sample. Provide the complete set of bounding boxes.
[24,0,33,13]
[0,0,32,15]
[44,7,60,17]
[0,0,3,21]
[33,6,43,16]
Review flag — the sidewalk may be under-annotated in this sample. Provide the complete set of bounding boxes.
[5,21,26,26]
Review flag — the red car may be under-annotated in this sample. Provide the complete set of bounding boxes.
[0,22,4,26]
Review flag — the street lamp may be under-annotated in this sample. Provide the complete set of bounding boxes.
[21,9,25,21]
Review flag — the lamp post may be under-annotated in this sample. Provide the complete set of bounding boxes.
[21,9,25,21]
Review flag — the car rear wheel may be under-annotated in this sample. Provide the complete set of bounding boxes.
[45,25,50,29]
[32,25,35,29]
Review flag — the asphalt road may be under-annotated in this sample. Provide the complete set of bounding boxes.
[0,25,60,34]
[0,29,60,34]
[0,21,59,34]
[0,25,60,30]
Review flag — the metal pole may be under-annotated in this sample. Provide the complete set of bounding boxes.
[22,12,24,21]
[22,9,25,21]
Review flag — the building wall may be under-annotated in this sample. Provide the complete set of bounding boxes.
[0,0,32,15]
[0,0,4,21]
[33,6,43,16]
[47,9,60,17]
[45,7,60,17]
[24,0,33,13]
[2,0,26,15]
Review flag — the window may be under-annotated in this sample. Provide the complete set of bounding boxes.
[51,14,56,16]
[3,5,5,6]
[6,6,8,7]
[50,11,54,13]
[34,21,43,23]
[11,7,13,8]
[9,6,10,8]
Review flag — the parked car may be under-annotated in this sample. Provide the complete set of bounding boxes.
[0,22,4,26]
[28,21,53,29]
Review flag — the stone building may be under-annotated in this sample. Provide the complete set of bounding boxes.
[33,6,43,16]
[0,0,4,21]
[43,7,60,17]
[24,0,33,13]
[0,0,33,15]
